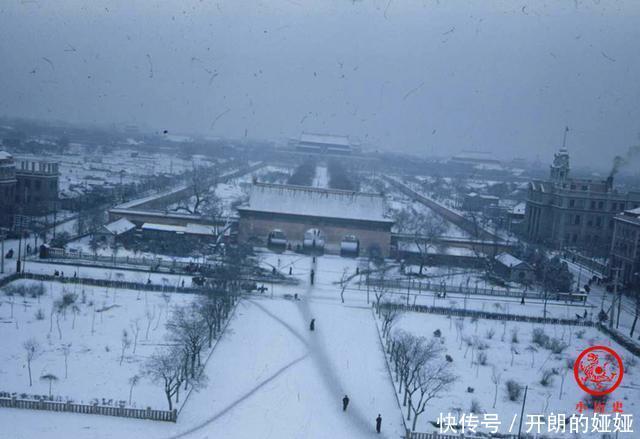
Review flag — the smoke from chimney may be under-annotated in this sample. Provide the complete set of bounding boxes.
[609,144,640,178]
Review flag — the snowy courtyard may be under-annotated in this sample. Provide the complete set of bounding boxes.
[0,256,406,439]
[392,311,640,435]
[0,279,196,409]
[1,249,639,438]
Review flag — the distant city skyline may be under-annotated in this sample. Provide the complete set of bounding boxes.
[1,0,639,169]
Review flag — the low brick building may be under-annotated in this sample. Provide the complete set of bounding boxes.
[610,207,640,289]
[494,252,534,284]
[237,183,393,256]
[0,151,59,228]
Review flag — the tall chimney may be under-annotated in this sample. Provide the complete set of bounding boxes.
[606,175,614,192]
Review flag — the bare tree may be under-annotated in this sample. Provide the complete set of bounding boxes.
[61,343,71,379]
[71,304,80,330]
[166,306,208,378]
[131,319,141,354]
[395,207,446,275]
[197,290,233,348]
[630,290,640,338]
[372,263,392,315]
[120,329,132,365]
[145,306,156,340]
[128,374,140,405]
[54,302,63,340]
[171,164,220,216]
[525,345,538,368]
[402,336,444,415]
[7,292,15,318]
[339,268,350,304]
[144,347,185,411]
[408,360,457,431]
[380,304,401,338]
[491,366,502,408]
[40,373,59,398]
[23,338,42,387]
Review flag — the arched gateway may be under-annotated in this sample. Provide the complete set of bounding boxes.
[237,183,393,257]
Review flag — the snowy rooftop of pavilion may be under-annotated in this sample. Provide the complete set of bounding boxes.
[238,182,393,223]
[104,218,136,235]
[300,132,350,147]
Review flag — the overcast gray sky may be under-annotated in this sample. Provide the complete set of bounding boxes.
[1,0,639,167]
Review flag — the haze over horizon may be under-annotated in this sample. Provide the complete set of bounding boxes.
[1,0,639,167]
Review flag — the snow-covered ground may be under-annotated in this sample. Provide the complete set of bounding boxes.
[22,260,195,288]
[1,249,638,438]
[0,254,405,439]
[313,166,329,188]
[0,280,196,409]
[393,311,640,436]
[387,197,471,239]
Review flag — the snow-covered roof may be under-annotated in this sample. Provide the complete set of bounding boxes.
[626,207,640,215]
[104,218,136,235]
[239,183,393,223]
[451,150,501,164]
[0,151,13,160]
[511,202,526,215]
[300,132,350,147]
[495,252,529,269]
[142,223,186,233]
[141,222,227,236]
[185,223,216,235]
[466,192,499,200]
[115,185,190,209]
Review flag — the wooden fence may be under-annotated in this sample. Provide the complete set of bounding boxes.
[380,302,594,327]
[16,271,203,294]
[379,302,640,357]
[365,277,586,303]
[563,249,607,277]
[36,252,298,286]
[0,396,177,422]
[406,432,517,439]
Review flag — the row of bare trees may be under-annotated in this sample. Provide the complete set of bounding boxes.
[144,288,237,411]
[383,324,457,431]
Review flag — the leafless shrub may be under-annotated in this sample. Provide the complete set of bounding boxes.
[470,398,483,414]
[485,328,495,340]
[506,379,523,401]
[540,369,558,387]
[532,328,549,347]
[511,328,519,344]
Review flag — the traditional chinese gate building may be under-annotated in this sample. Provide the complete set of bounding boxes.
[237,182,393,256]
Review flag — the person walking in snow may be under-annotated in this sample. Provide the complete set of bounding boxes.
[310,269,315,285]
[376,414,382,433]
[342,395,349,411]
[309,318,315,331]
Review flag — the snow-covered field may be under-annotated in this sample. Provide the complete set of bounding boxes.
[1,250,638,438]
[0,279,196,409]
[388,196,471,239]
[0,255,406,439]
[393,311,640,436]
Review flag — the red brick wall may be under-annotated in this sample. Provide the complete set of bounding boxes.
[238,213,391,256]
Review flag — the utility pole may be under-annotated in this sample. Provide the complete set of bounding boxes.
[610,267,620,330]
[517,385,529,438]
[1,231,5,274]
[616,268,624,328]
[16,225,22,274]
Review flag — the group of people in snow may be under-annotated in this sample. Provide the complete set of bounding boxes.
[309,318,383,434]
